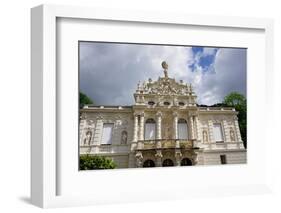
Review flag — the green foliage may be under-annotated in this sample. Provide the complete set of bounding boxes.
[223,92,246,108]
[80,92,93,106]
[79,155,117,170]
[223,92,247,148]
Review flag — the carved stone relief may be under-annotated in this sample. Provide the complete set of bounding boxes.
[121,130,128,145]
[84,130,92,145]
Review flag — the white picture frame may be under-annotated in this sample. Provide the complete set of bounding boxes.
[31,4,274,208]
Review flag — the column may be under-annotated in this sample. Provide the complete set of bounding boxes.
[234,117,242,142]
[189,115,195,140]
[156,111,162,140]
[133,113,139,142]
[139,112,144,141]
[173,112,178,140]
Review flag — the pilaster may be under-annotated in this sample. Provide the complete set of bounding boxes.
[173,112,178,139]
[194,115,200,140]
[133,113,139,142]
[139,112,144,141]
[93,118,103,145]
[234,116,242,142]
[207,120,215,143]
[155,150,163,167]
[156,111,162,140]
[189,115,195,140]
[223,120,230,142]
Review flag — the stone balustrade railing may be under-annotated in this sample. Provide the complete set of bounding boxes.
[136,139,193,150]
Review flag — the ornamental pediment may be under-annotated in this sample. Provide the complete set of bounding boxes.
[135,61,194,97]
[143,77,191,96]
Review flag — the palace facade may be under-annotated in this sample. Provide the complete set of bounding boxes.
[79,62,246,168]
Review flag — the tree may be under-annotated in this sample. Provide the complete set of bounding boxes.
[80,92,93,108]
[224,92,246,107]
[79,155,117,170]
[223,92,247,148]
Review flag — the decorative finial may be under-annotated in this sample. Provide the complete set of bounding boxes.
[161,61,168,78]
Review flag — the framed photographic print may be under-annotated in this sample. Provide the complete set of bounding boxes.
[31,4,274,208]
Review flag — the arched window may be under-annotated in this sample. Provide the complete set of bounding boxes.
[145,118,156,140]
[143,159,155,168]
[162,159,174,167]
[181,158,192,166]
[121,130,128,144]
[178,119,188,139]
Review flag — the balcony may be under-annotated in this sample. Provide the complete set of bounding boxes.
[136,139,193,150]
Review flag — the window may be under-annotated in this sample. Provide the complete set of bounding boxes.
[220,155,227,164]
[178,102,185,106]
[178,119,188,139]
[148,101,155,106]
[164,101,170,106]
[145,119,156,140]
[213,123,224,142]
[101,123,114,145]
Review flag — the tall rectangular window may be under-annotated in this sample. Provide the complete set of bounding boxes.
[101,123,114,145]
[178,123,188,139]
[220,155,227,164]
[145,123,156,140]
[213,123,224,142]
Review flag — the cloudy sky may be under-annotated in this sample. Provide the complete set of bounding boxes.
[79,42,246,106]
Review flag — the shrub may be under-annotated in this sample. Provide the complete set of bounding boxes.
[79,155,117,170]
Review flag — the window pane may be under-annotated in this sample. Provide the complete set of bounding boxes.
[101,124,113,144]
[178,123,188,139]
[145,123,155,140]
[213,123,223,142]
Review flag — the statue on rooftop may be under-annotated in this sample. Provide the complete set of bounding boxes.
[161,61,168,78]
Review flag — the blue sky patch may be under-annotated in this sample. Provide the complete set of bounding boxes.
[189,47,218,72]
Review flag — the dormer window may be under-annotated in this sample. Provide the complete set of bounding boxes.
[164,101,170,106]
[178,102,185,106]
[148,101,155,106]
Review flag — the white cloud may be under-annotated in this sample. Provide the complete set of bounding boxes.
[80,42,246,106]
[195,48,246,105]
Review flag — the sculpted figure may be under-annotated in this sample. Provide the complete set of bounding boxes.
[121,131,128,144]
[230,130,235,141]
[84,131,92,145]
[162,61,169,78]
[203,130,208,143]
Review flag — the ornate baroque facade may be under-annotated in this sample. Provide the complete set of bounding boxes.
[79,62,246,168]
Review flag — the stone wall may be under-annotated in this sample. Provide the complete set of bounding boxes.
[202,150,247,165]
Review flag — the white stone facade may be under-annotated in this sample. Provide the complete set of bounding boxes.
[80,64,246,168]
